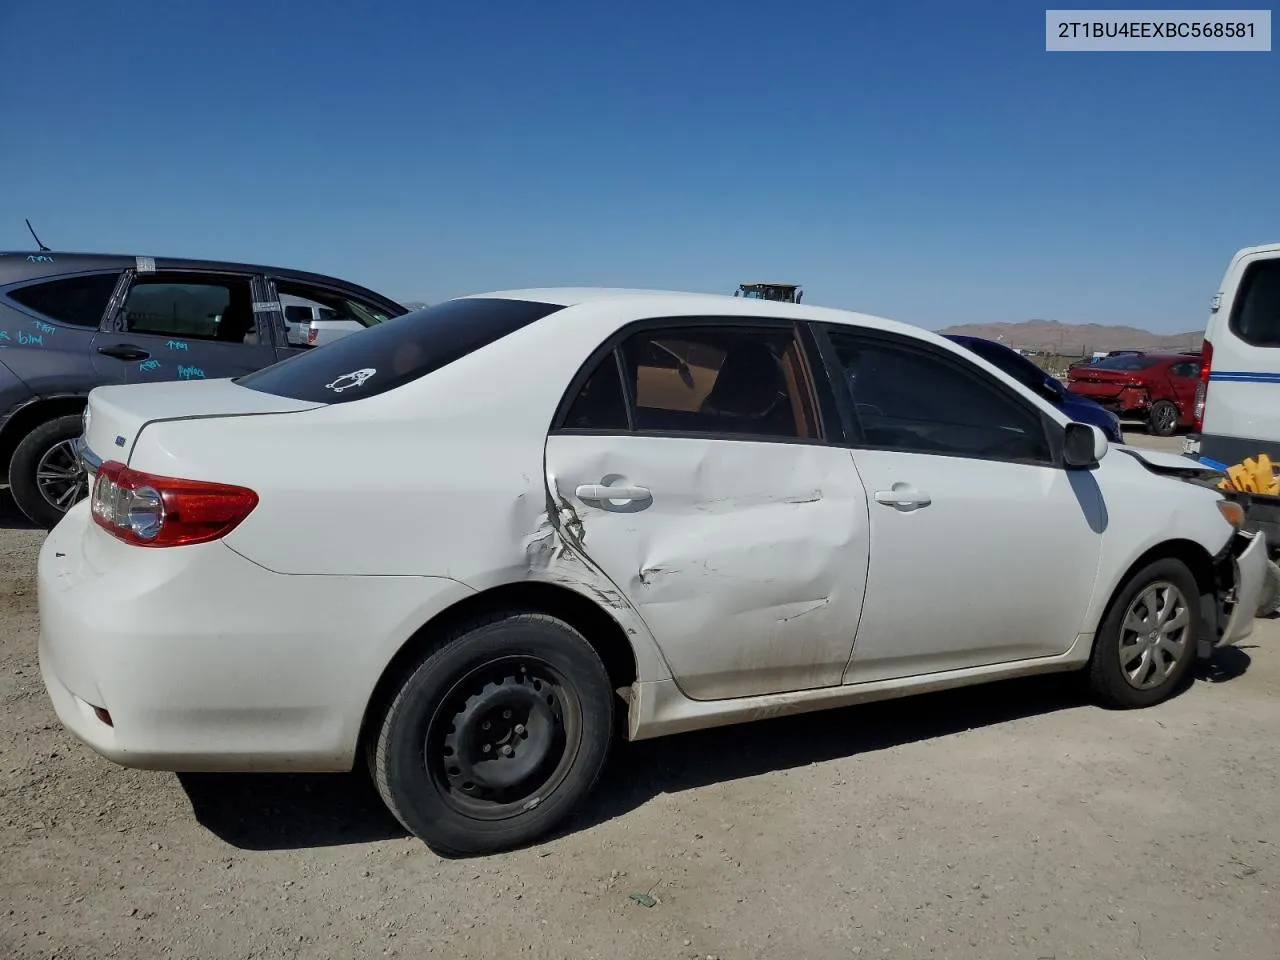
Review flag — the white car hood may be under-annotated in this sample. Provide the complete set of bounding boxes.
[1113,444,1220,476]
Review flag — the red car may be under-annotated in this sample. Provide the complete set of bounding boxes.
[1065,352,1203,437]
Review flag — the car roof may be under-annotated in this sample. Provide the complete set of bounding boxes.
[465,286,931,338]
[0,251,398,304]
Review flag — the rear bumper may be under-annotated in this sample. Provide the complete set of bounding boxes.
[37,502,472,772]
[1068,385,1150,417]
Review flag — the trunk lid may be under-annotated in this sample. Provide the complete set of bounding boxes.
[82,378,325,469]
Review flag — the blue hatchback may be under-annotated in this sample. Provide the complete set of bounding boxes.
[945,335,1124,444]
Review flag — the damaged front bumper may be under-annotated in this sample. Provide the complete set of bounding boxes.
[1205,529,1268,656]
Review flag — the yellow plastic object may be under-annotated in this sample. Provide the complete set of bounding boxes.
[1218,453,1280,495]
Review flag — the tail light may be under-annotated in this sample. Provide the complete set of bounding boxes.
[307,324,318,345]
[91,461,258,547]
[1193,339,1212,431]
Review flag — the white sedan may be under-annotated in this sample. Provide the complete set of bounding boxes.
[39,289,1267,855]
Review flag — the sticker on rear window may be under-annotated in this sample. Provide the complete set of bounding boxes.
[325,368,376,393]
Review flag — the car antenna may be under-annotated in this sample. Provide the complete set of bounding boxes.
[25,218,51,252]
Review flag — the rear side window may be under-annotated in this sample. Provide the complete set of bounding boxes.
[554,324,823,440]
[8,273,120,327]
[1230,258,1280,347]
[237,297,563,403]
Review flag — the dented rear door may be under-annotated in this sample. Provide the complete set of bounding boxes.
[544,320,870,703]
[546,436,870,701]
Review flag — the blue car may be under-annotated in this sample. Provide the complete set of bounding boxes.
[945,335,1124,444]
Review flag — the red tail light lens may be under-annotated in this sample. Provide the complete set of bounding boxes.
[1193,339,1212,431]
[307,325,318,345]
[91,461,258,547]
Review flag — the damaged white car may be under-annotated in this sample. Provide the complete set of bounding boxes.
[39,289,1267,855]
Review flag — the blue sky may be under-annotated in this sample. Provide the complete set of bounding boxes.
[2,0,1275,332]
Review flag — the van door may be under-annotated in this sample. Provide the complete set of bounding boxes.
[1200,248,1280,464]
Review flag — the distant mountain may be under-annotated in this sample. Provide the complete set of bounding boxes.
[937,318,1203,356]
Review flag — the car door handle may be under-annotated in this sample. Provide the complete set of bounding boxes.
[874,484,932,509]
[98,344,150,361]
[575,483,651,502]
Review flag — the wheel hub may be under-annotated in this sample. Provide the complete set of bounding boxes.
[1118,580,1189,690]
[440,674,562,798]
[36,439,88,512]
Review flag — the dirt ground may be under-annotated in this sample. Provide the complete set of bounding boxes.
[2,430,1277,960]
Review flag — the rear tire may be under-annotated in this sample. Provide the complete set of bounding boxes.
[1088,558,1200,709]
[370,610,614,856]
[1147,400,1180,437]
[9,415,88,530]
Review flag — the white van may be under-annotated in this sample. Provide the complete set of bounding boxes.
[1186,242,1280,613]
[1185,242,1280,468]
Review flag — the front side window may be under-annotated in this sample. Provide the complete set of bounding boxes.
[237,297,563,403]
[1229,257,1280,347]
[830,332,1052,462]
[122,275,257,343]
[7,272,121,328]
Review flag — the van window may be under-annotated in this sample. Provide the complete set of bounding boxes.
[1229,258,1280,347]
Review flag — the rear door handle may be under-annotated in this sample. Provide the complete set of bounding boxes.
[98,344,150,361]
[874,484,932,509]
[576,483,651,503]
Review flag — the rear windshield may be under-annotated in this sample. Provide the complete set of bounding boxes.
[1091,355,1159,371]
[236,297,563,403]
[1229,257,1280,347]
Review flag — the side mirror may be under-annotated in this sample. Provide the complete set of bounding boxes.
[1063,422,1109,468]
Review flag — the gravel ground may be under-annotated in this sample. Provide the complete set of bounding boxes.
[2,431,1277,959]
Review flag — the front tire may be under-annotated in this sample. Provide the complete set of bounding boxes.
[1088,558,1200,709]
[371,611,614,856]
[9,415,88,529]
[1147,400,1180,437]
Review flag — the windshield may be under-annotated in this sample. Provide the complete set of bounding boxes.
[1091,355,1160,371]
[954,338,1053,390]
[236,297,563,404]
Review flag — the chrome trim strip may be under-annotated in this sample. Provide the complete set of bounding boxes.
[75,436,102,475]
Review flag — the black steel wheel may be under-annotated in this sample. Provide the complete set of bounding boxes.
[371,611,614,856]
[429,656,581,820]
